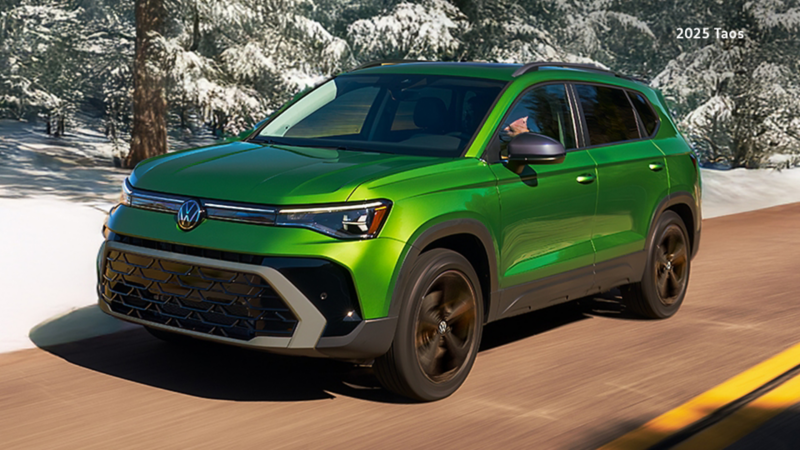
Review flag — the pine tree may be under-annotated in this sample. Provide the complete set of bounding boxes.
[346,0,466,61]
[652,0,800,167]
[127,0,167,168]
[1,0,797,169]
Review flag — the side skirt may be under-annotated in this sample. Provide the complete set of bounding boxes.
[491,251,646,322]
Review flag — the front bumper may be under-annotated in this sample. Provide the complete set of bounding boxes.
[97,238,397,360]
[106,205,406,319]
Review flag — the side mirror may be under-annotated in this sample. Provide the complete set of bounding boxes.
[506,133,566,174]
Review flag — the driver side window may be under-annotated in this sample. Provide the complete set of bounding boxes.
[498,84,577,158]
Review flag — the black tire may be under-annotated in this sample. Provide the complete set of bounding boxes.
[144,326,199,345]
[622,211,691,319]
[374,249,484,402]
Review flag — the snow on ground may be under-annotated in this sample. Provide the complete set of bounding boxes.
[0,119,135,353]
[701,167,800,218]
[0,198,137,353]
[0,119,219,353]
[1,118,799,353]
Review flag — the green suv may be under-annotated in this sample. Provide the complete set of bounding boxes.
[98,61,701,401]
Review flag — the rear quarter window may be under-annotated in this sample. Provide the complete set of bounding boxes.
[575,84,640,146]
[628,91,659,137]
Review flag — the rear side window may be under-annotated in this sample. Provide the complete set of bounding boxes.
[575,84,640,146]
[629,92,658,136]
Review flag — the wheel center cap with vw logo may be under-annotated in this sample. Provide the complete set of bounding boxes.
[176,199,205,231]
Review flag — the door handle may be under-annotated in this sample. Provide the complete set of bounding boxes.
[576,173,596,184]
[649,162,665,172]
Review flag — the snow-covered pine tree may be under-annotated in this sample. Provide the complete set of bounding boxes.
[0,2,88,134]
[155,0,348,137]
[652,0,800,167]
[537,0,656,75]
[2,0,796,170]
[346,0,466,61]
[453,0,561,63]
[0,0,136,144]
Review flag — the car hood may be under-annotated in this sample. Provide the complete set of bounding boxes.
[130,141,445,205]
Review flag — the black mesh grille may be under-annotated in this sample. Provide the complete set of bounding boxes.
[107,232,364,337]
[100,249,298,340]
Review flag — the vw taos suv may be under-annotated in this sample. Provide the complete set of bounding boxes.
[98,61,701,401]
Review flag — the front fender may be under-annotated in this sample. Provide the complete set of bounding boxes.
[385,217,500,321]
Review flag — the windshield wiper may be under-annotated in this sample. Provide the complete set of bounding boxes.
[251,136,291,146]
[251,137,392,154]
[330,145,392,154]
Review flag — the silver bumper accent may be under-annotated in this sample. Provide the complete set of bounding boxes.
[97,240,327,351]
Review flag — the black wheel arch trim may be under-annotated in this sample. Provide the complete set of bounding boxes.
[648,191,701,259]
[319,219,500,361]
[388,218,500,322]
[315,317,398,360]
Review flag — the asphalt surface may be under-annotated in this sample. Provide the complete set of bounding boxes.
[2,203,800,449]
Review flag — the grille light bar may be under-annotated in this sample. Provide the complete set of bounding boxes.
[118,178,390,238]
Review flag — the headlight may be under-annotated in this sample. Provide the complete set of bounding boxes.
[119,178,184,213]
[120,178,133,206]
[276,200,391,239]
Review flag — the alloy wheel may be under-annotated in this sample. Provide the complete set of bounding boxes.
[414,270,478,383]
[654,226,689,306]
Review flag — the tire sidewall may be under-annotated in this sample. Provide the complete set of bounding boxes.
[393,249,484,401]
[642,211,691,318]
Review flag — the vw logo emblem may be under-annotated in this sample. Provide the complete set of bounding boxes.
[176,200,204,231]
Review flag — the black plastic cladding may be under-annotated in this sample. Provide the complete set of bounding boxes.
[107,233,362,337]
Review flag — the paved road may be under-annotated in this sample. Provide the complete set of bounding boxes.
[2,204,800,449]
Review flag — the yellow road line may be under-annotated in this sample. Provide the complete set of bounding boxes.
[600,342,800,450]
[675,373,800,450]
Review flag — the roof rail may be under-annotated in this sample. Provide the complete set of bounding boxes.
[513,61,647,83]
[512,62,616,77]
[351,59,432,71]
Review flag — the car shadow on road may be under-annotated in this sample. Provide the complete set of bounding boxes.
[480,300,590,351]
[38,327,402,403]
[576,288,649,321]
[37,291,641,404]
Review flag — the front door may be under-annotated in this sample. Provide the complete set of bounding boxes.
[488,83,598,316]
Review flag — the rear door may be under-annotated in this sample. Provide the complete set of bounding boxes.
[573,83,670,285]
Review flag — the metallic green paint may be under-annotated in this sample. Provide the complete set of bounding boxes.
[101,63,699,345]
[589,140,670,264]
[130,141,446,205]
[489,151,598,288]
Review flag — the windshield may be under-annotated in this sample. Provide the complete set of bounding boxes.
[254,74,506,157]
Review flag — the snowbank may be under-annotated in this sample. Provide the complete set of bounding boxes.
[0,198,136,353]
[701,167,800,218]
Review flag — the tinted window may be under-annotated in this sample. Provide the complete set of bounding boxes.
[286,86,379,138]
[390,87,452,131]
[575,84,640,146]
[498,83,576,153]
[629,92,658,136]
[257,74,505,157]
